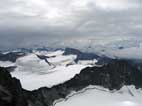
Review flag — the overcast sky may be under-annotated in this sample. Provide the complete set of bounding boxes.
[0,0,142,50]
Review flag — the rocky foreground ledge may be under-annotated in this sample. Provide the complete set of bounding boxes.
[0,67,28,106]
[0,60,142,106]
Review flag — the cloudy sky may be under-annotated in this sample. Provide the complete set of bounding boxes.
[0,0,142,50]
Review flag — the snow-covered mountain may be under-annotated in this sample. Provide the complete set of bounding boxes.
[1,47,142,91]
[0,48,101,90]
[1,52,142,106]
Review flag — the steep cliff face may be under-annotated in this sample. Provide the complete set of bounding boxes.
[71,60,142,90]
[0,67,28,106]
[24,60,142,106]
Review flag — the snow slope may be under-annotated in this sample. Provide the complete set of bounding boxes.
[1,48,142,106]
[34,50,64,57]
[55,86,142,106]
[0,61,15,67]
[15,53,53,72]
[7,50,91,90]
[11,64,87,90]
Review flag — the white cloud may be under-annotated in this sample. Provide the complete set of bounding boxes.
[0,0,142,50]
[0,0,140,25]
[94,0,140,10]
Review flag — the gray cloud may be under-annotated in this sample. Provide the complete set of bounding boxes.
[0,0,142,50]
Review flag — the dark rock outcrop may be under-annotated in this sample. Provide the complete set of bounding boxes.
[63,48,99,62]
[0,52,25,62]
[63,48,113,65]
[0,67,28,106]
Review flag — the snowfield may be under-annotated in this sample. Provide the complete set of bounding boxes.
[55,86,142,106]
[11,64,87,90]
[0,49,142,106]
[78,59,98,65]
[15,53,54,72]
[0,61,15,67]
[4,50,92,90]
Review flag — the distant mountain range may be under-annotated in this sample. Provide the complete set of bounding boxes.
[1,47,142,106]
[0,47,113,65]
